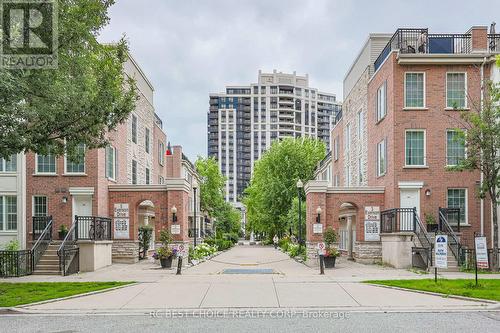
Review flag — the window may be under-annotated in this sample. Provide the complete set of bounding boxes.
[159,175,164,184]
[405,130,425,166]
[377,139,386,176]
[345,165,351,186]
[376,81,387,121]
[357,110,364,139]
[33,196,48,217]
[132,160,137,184]
[36,152,56,174]
[106,145,117,180]
[345,124,351,152]
[405,73,425,108]
[446,130,465,166]
[333,136,339,161]
[358,157,363,185]
[131,114,138,144]
[145,168,150,185]
[447,188,467,224]
[145,128,150,153]
[446,73,466,109]
[0,196,17,231]
[65,143,86,174]
[0,155,16,172]
[158,141,165,166]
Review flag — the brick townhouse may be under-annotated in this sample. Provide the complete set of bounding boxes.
[307,26,500,269]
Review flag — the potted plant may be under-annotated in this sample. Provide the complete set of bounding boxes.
[425,213,438,232]
[153,229,175,268]
[323,227,339,268]
[58,224,68,240]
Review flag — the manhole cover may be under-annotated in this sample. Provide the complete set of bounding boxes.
[222,268,275,274]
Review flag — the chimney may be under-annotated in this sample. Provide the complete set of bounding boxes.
[467,26,488,52]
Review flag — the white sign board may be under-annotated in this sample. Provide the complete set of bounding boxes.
[171,224,181,235]
[475,236,489,269]
[435,235,448,269]
[113,204,129,239]
[313,223,323,234]
[364,206,380,241]
[316,242,326,255]
[177,244,187,256]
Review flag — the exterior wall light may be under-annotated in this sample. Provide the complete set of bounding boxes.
[171,205,178,223]
[425,189,431,196]
[62,196,68,203]
[316,206,322,223]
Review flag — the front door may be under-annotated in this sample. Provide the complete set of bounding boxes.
[73,195,92,219]
[400,189,420,229]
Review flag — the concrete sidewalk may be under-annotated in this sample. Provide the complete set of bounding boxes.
[13,245,499,314]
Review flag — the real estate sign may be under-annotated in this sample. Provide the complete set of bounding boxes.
[435,235,448,269]
[113,203,130,239]
[475,236,489,269]
[364,206,380,241]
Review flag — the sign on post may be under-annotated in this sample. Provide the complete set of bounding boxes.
[435,235,448,269]
[113,203,129,239]
[364,206,380,241]
[317,242,326,256]
[475,236,489,269]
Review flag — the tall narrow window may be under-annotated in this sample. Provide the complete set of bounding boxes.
[405,130,425,166]
[377,139,386,176]
[132,114,138,144]
[0,196,17,231]
[345,124,351,152]
[0,155,17,172]
[405,73,425,108]
[357,110,364,139]
[158,141,165,166]
[333,137,339,161]
[376,81,387,121]
[106,145,116,180]
[145,168,150,185]
[447,188,467,224]
[145,128,150,153]
[33,196,48,217]
[446,73,466,109]
[36,152,56,174]
[358,157,363,185]
[446,130,465,166]
[132,160,137,185]
[65,144,86,174]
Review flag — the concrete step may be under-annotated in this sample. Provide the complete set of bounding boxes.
[38,259,59,265]
[32,270,61,275]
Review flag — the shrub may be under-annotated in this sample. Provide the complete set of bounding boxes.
[323,227,337,247]
[138,225,153,259]
[189,242,218,261]
[3,239,19,251]
[286,243,306,258]
[223,232,239,244]
[215,239,232,251]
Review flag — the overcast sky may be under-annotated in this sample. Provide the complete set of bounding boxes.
[99,0,499,160]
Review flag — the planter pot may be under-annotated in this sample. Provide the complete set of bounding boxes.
[324,256,337,268]
[160,257,173,268]
[426,224,438,232]
[58,231,68,240]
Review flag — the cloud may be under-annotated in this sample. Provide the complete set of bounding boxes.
[98,0,499,159]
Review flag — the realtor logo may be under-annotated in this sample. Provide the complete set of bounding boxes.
[0,0,58,68]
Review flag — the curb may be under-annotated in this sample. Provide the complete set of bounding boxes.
[365,283,499,305]
[2,282,140,311]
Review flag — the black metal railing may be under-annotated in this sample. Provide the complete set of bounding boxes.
[76,216,112,241]
[58,222,78,276]
[459,248,500,270]
[488,34,500,52]
[412,247,432,270]
[380,208,416,233]
[438,208,461,264]
[31,216,53,269]
[374,28,473,71]
[414,213,433,267]
[32,215,52,241]
[0,250,32,277]
[439,207,461,232]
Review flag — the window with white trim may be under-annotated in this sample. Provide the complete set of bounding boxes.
[145,167,150,185]
[0,196,17,231]
[376,81,387,121]
[132,114,138,144]
[405,73,425,108]
[405,130,425,166]
[33,196,48,217]
[345,124,351,152]
[446,73,466,109]
[158,141,165,166]
[132,160,137,185]
[106,145,117,180]
[0,154,17,172]
[333,136,339,161]
[447,188,467,224]
[357,110,364,140]
[65,143,86,174]
[145,128,150,154]
[377,139,386,176]
[36,152,56,174]
[446,130,465,166]
[358,157,363,185]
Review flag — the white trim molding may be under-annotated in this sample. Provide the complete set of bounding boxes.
[69,187,95,196]
[398,181,424,189]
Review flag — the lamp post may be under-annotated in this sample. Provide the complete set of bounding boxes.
[296,179,304,248]
[193,185,197,247]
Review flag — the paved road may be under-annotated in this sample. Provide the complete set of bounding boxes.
[1,311,500,333]
[17,245,498,314]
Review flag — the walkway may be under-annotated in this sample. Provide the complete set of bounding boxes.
[15,245,498,314]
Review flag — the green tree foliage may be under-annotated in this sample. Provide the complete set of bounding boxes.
[450,79,500,270]
[195,157,241,235]
[0,0,137,159]
[284,197,306,238]
[244,137,326,237]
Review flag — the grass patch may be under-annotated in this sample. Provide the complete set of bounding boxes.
[365,279,500,302]
[0,282,133,307]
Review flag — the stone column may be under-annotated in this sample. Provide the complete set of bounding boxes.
[347,216,354,261]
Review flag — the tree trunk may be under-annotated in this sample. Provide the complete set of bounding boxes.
[492,197,499,271]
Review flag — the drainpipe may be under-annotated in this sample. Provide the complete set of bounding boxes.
[480,56,487,236]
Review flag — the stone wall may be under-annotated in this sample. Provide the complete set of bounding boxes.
[354,241,382,264]
[112,240,139,264]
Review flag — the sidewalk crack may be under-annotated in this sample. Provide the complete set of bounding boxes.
[198,284,212,308]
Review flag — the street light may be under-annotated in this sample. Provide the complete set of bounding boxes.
[193,185,198,247]
[171,205,177,223]
[296,179,304,248]
[316,206,322,224]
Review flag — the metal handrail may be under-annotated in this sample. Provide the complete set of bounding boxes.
[438,209,461,262]
[31,217,53,269]
[57,222,77,256]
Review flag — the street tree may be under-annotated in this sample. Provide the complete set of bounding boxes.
[244,137,325,238]
[0,0,137,159]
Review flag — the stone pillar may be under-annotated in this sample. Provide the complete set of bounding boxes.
[347,216,354,261]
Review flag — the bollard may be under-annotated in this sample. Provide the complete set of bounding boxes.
[176,256,183,275]
[319,254,325,275]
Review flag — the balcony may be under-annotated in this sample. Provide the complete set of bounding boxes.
[374,28,475,71]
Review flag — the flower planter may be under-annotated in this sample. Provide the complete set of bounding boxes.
[426,224,438,233]
[58,231,68,240]
[160,257,173,268]
[324,256,337,268]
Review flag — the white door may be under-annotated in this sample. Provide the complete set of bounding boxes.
[73,195,92,218]
[400,189,420,230]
